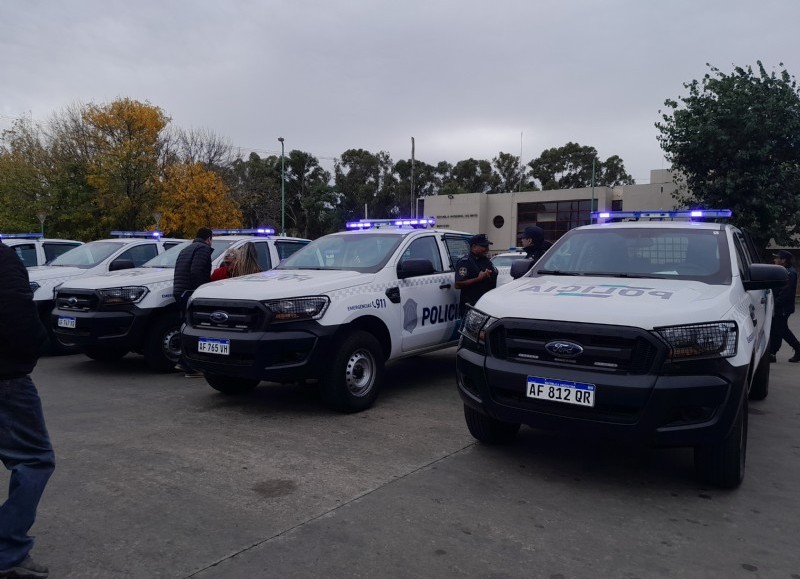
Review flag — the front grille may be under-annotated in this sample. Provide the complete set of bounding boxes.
[55,290,98,312]
[488,319,662,375]
[189,299,267,332]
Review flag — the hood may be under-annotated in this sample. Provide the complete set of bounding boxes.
[192,269,374,300]
[474,275,735,329]
[56,267,173,290]
[28,265,87,282]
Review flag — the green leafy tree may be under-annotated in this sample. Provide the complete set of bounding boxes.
[284,150,335,238]
[493,151,538,193]
[394,159,439,216]
[226,152,281,229]
[444,158,496,194]
[334,149,398,225]
[656,62,800,250]
[528,142,633,190]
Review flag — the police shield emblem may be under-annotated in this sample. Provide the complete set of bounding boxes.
[458,267,468,277]
[403,299,418,333]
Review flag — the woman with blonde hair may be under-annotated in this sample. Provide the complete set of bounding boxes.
[229,242,261,277]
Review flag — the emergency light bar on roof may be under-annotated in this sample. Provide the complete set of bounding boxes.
[0,232,43,240]
[110,231,163,238]
[591,209,732,221]
[345,217,436,230]
[211,227,275,236]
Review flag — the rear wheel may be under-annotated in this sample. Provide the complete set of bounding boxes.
[204,373,259,395]
[144,314,182,373]
[84,345,128,362]
[694,398,748,488]
[321,331,384,413]
[463,404,520,444]
[749,351,770,401]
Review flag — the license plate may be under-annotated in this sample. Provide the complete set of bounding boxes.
[526,376,595,407]
[198,338,229,356]
[57,316,76,329]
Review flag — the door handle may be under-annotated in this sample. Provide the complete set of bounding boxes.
[439,283,451,290]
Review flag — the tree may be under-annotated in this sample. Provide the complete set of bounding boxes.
[158,162,242,236]
[334,149,398,224]
[528,142,633,190]
[284,150,335,238]
[444,158,495,194]
[656,62,800,250]
[492,152,538,193]
[82,98,170,231]
[226,152,281,230]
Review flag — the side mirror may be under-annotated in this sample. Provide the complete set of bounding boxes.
[397,258,434,279]
[510,259,534,279]
[109,258,136,272]
[743,263,788,291]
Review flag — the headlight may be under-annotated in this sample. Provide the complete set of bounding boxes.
[264,296,330,322]
[29,281,40,294]
[460,307,498,344]
[98,286,149,305]
[655,321,738,360]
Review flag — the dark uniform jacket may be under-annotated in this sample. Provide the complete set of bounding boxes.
[455,252,498,313]
[0,243,48,378]
[173,238,213,298]
[775,265,798,316]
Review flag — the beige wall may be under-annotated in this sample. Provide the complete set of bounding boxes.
[423,169,679,249]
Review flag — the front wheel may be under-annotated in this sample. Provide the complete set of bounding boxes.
[463,404,520,444]
[204,373,260,395]
[144,314,182,373]
[694,398,748,488]
[321,331,384,413]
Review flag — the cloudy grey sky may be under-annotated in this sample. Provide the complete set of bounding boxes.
[1,0,797,184]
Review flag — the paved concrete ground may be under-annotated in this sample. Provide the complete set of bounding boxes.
[8,315,800,578]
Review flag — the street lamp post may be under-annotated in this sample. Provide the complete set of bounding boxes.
[278,137,285,236]
[36,211,47,236]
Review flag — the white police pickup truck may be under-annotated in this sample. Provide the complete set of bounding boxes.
[51,229,310,371]
[0,233,82,267]
[457,210,788,488]
[181,218,473,412]
[29,232,184,352]
[491,248,527,286]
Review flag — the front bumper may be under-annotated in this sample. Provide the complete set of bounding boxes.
[456,347,748,448]
[51,304,153,350]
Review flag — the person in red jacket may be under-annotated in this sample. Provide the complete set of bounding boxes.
[210,249,238,281]
[0,242,54,579]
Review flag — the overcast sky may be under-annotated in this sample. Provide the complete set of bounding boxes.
[1,0,797,184]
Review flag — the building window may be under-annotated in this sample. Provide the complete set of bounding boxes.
[492,215,504,229]
[516,199,596,243]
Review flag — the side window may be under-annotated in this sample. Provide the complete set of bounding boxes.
[402,237,444,272]
[732,233,751,279]
[275,241,308,261]
[13,243,38,267]
[255,242,272,270]
[442,236,470,270]
[162,241,183,250]
[43,242,80,264]
[118,244,158,267]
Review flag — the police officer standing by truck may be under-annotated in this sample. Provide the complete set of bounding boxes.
[455,234,498,316]
[521,225,552,263]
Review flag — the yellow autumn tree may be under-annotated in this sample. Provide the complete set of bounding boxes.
[158,162,243,237]
[83,98,169,231]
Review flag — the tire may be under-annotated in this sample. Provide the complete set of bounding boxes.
[749,351,770,401]
[84,345,128,362]
[463,404,521,444]
[204,373,259,395]
[321,331,384,413]
[694,398,748,489]
[144,314,182,373]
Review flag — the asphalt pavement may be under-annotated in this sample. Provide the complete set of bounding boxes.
[9,315,800,578]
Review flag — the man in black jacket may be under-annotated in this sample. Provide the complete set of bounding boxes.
[770,250,800,363]
[173,228,213,377]
[521,225,552,263]
[0,243,54,579]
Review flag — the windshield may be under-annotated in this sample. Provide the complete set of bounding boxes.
[49,241,122,268]
[277,233,403,273]
[492,254,526,267]
[533,227,732,284]
[142,239,235,268]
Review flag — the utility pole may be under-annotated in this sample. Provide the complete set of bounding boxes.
[278,137,285,235]
[410,137,415,217]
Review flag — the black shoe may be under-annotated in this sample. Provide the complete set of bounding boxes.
[789,351,800,363]
[769,353,777,363]
[0,555,49,578]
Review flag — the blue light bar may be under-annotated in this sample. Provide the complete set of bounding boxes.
[345,217,437,230]
[110,231,163,238]
[0,232,43,240]
[591,209,732,221]
[211,227,276,236]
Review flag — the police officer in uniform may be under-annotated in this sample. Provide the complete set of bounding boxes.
[521,225,552,263]
[455,234,498,316]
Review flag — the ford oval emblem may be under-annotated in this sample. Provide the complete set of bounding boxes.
[210,310,229,323]
[67,297,78,306]
[545,340,584,358]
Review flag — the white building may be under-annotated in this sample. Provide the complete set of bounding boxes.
[420,169,679,249]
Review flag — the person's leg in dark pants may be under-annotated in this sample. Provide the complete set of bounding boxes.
[0,375,55,571]
[783,314,800,362]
